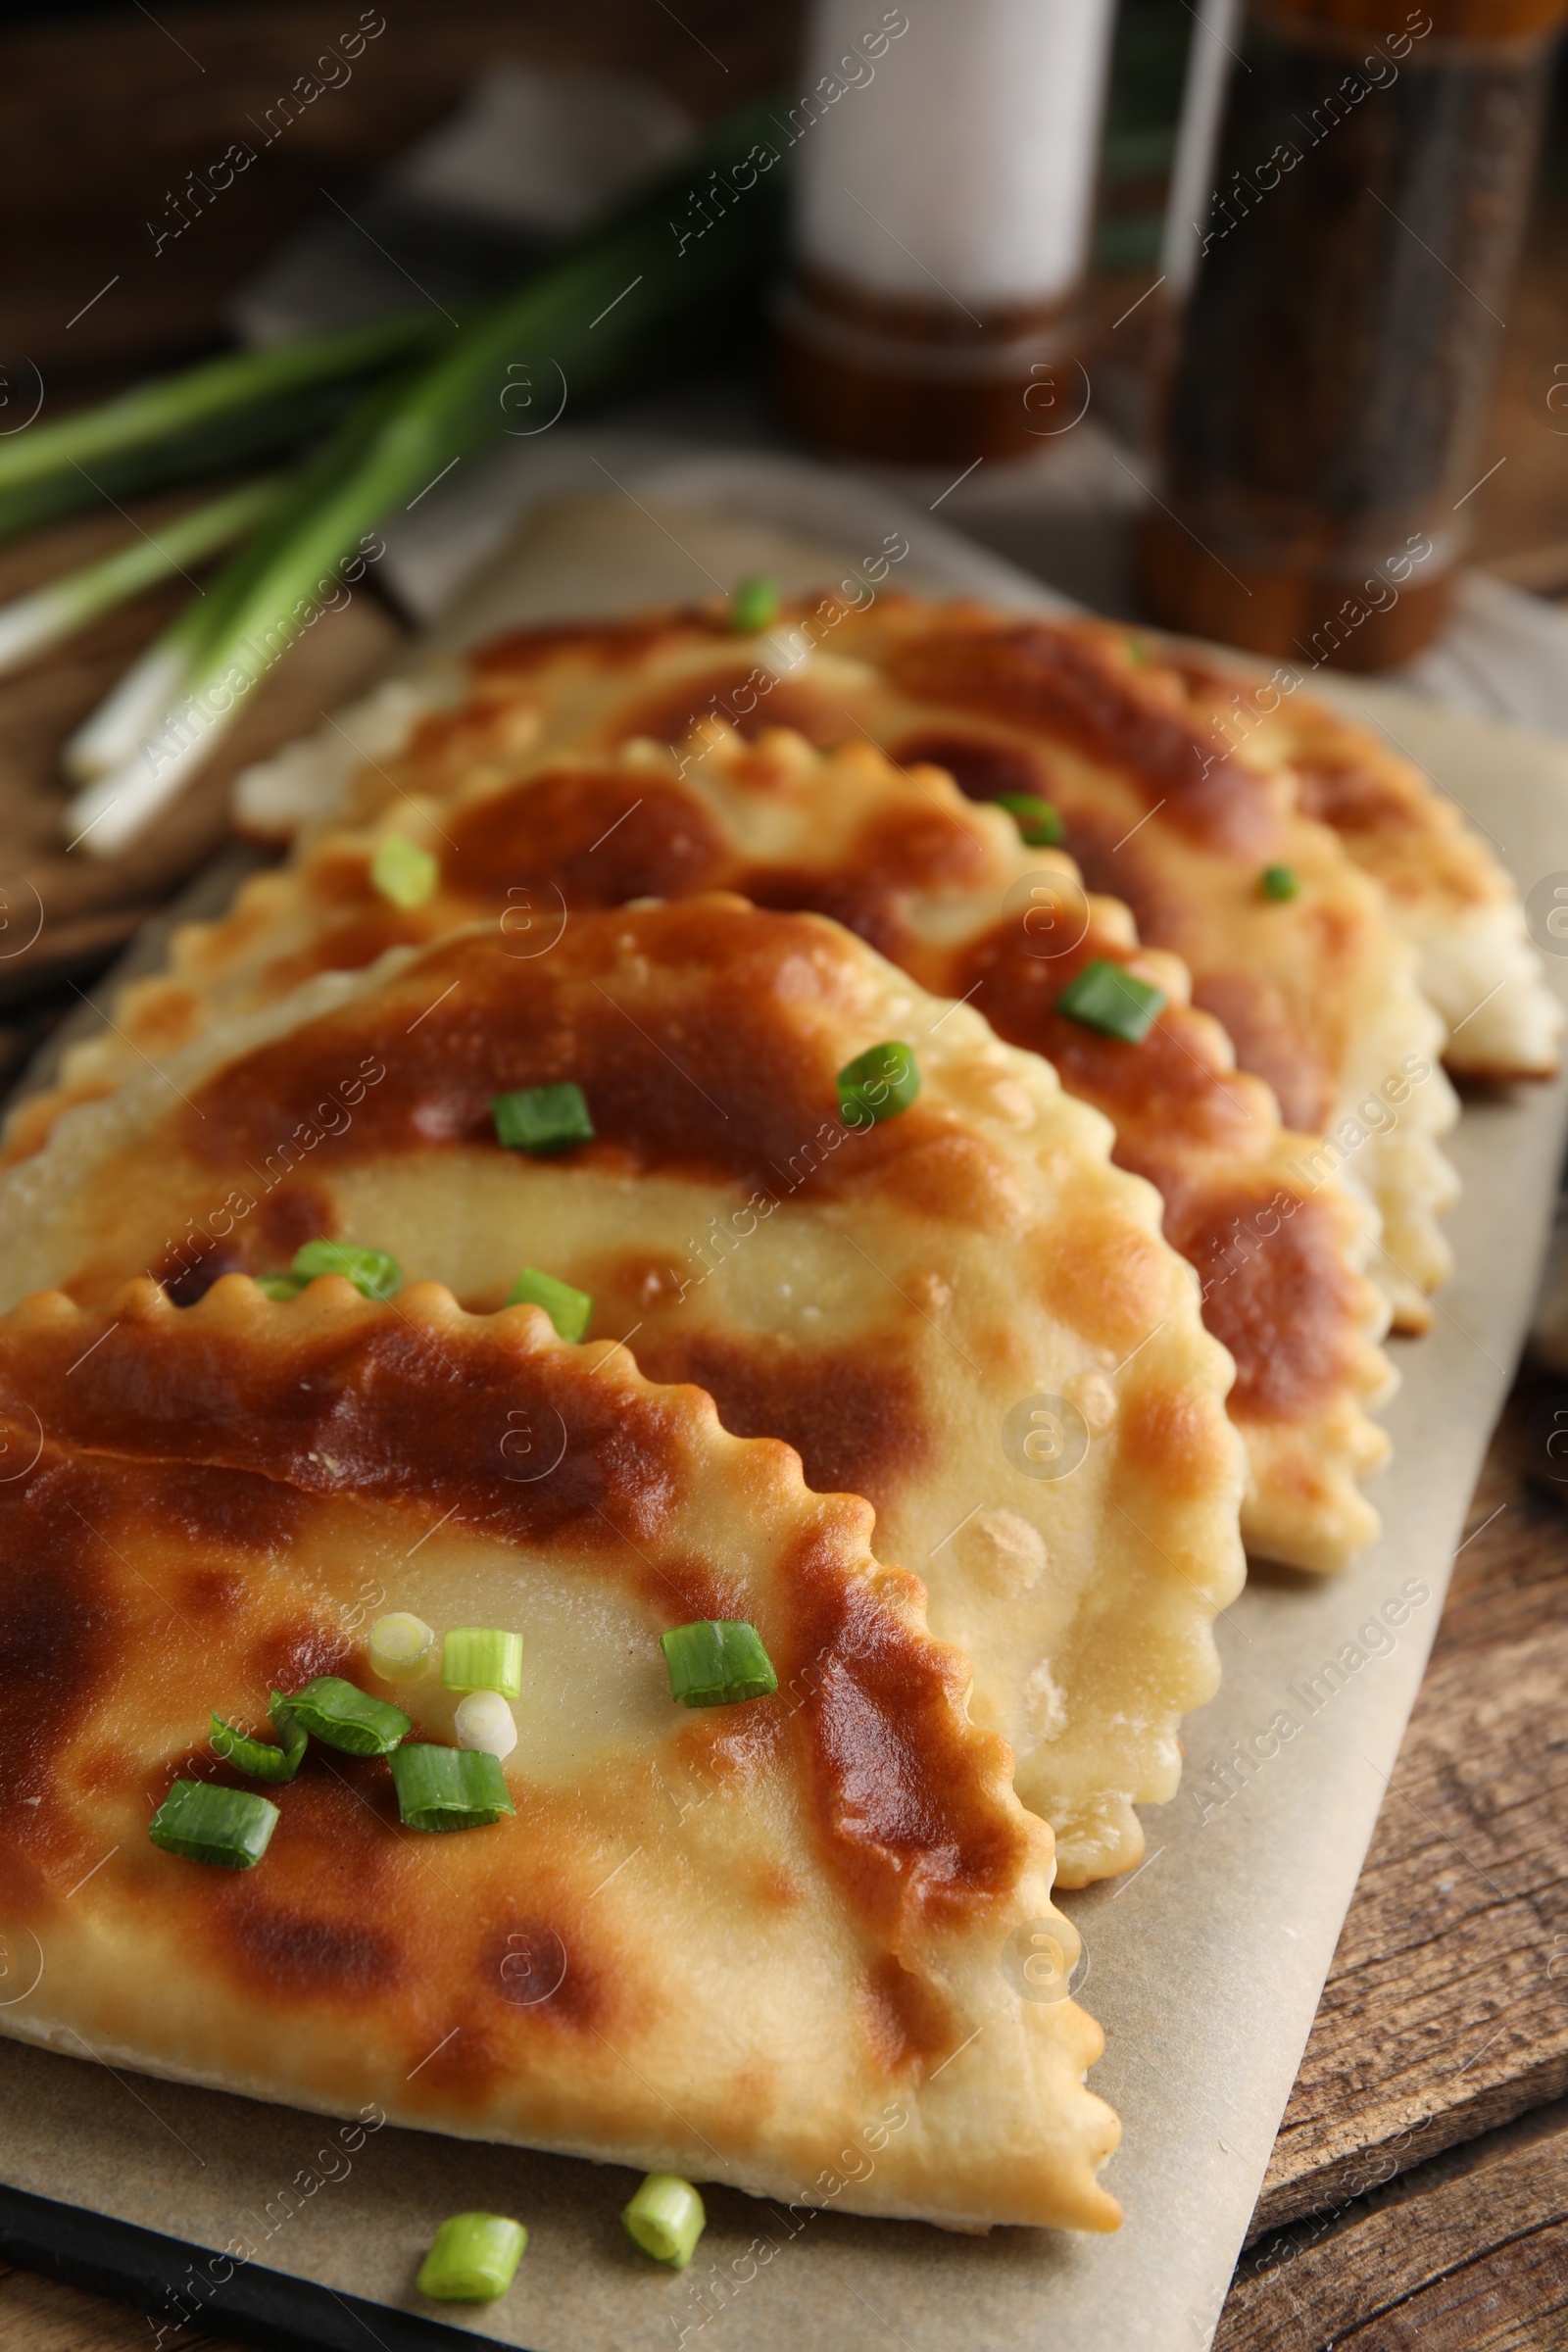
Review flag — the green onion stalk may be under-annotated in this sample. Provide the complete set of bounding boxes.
[0,314,440,548]
[64,367,419,845]
[62,584,217,788]
[65,95,788,856]
[0,474,282,681]
[0,389,366,550]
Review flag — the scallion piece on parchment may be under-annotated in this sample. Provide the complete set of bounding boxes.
[661,1621,777,1708]
[148,1780,278,1869]
[621,2173,707,2269]
[390,1743,514,1834]
[273,1676,410,1757]
[416,2212,527,2301]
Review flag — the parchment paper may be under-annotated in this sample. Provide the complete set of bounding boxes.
[4,464,1567,2352]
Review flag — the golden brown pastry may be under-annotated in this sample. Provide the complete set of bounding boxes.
[11,729,1391,1574]
[226,594,1463,1333]
[0,900,1246,1886]
[0,1274,1119,2230]
[1167,654,1563,1085]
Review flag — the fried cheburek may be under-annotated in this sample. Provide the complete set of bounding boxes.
[0,1275,1119,2230]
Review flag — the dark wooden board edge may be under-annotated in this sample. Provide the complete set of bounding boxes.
[1245,1360,1568,2241]
[0,2183,515,2352]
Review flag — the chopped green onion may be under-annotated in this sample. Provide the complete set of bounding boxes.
[507,1266,594,1343]
[148,1780,278,1869]
[729,573,781,633]
[290,1239,402,1300]
[661,1620,778,1708]
[0,477,283,681]
[453,1690,517,1760]
[210,1706,307,1785]
[255,1272,308,1301]
[369,1612,437,1686]
[1261,862,1300,902]
[275,1677,411,1757]
[269,1690,304,1755]
[1055,959,1167,1044]
[369,834,439,910]
[416,2212,527,2302]
[390,1743,515,1833]
[994,792,1065,847]
[837,1041,920,1129]
[621,2174,707,2270]
[491,1082,595,1153]
[442,1628,523,1700]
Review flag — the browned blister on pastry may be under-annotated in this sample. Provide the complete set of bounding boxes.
[0,900,1245,1885]
[0,1275,1119,2230]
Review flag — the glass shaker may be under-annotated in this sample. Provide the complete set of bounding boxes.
[1138,0,1568,668]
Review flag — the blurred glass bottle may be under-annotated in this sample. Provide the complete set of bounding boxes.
[775,0,1119,462]
[1138,0,1568,669]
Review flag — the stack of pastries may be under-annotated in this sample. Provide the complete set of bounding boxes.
[0,580,1555,2238]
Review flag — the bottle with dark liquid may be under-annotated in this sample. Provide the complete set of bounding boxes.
[1138,0,1567,668]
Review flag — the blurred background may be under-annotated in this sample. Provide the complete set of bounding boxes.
[0,0,1563,1075]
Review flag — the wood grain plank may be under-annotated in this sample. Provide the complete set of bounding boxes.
[1218,2109,1568,2352]
[1251,1377,1568,2234]
[1348,2230,1568,2352]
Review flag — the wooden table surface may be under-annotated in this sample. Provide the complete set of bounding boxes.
[0,7,1566,2350]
